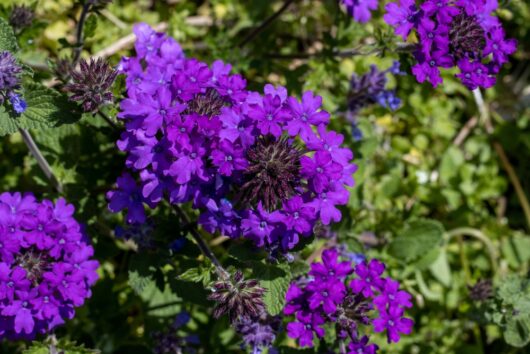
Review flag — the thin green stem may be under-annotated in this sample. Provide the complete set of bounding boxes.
[172,205,229,280]
[19,129,63,194]
[472,88,530,230]
[97,110,119,131]
[457,234,472,284]
[238,0,295,48]
[446,227,498,274]
[73,2,92,64]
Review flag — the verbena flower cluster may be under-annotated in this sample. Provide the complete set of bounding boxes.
[0,192,99,340]
[235,312,281,354]
[0,50,26,114]
[384,0,517,89]
[108,23,357,253]
[284,249,413,351]
[341,0,379,23]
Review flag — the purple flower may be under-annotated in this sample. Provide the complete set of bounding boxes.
[309,248,353,281]
[247,94,290,138]
[384,0,517,89]
[342,0,379,23]
[211,140,248,176]
[350,259,386,297]
[0,193,98,340]
[373,306,414,343]
[286,312,325,348]
[107,173,147,224]
[111,23,357,254]
[383,0,419,40]
[307,280,346,314]
[373,278,413,310]
[348,336,379,354]
[301,151,343,193]
[286,91,329,141]
[241,203,279,247]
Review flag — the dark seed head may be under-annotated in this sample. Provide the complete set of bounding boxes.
[240,135,304,210]
[208,271,266,324]
[9,5,35,32]
[16,250,50,284]
[185,89,225,117]
[449,14,486,59]
[468,279,493,302]
[64,58,118,113]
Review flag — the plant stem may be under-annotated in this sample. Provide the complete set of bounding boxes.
[73,2,92,65]
[446,227,498,274]
[19,129,64,194]
[172,205,229,280]
[97,110,119,131]
[472,89,530,230]
[238,0,295,48]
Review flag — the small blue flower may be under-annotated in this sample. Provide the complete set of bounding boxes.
[8,92,27,114]
[170,237,186,252]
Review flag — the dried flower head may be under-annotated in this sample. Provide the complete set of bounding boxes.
[9,5,35,32]
[208,271,266,323]
[64,58,118,112]
[468,279,493,302]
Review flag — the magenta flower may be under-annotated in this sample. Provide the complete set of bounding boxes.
[350,259,386,297]
[107,173,147,224]
[374,278,413,310]
[373,306,414,343]
[286,312,326,348]
[286,91,329,141]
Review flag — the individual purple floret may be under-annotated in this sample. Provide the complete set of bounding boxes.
[342,0,379,23]
[384,0,517,89]
[0,51,26,114]
[283,248,413,350]
[0,192,99,340]
[235,312,281,354]
[108,23,357,254]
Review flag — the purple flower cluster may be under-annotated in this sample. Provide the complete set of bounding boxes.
[0,51,26,114]
[348,61,403,115]
[284,249,413,351]
[0,192,99,340]
[341,0,379,23]
[384,0,517,89]
[108,23,357,253]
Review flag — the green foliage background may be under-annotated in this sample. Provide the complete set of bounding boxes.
[1,0,530,353]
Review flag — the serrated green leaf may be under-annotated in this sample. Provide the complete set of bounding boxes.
[252,262,291,316]
[289,260,310,278]
[0,17,18,52]
[388,219,445,262]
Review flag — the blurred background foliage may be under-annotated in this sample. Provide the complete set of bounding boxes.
[1,0,530,353]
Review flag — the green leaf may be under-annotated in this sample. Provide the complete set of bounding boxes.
[23,341,100,354]
[178,264,212,286]
[429,250,452,287]
[84,15,98,39]
[0,17,18,52]
[504,314,530,348]
[0,84,81,136]
[388,219,445,262]
[252,262,291,316]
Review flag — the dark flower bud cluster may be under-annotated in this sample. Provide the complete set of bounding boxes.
[208,270,266,324]
[0,51,26,114]
[468,279,493,302]
[107,23,357,253]
[384,0,517,89]
[151,312,200,354]
[284,249,413,351]
[348,61,403,115]
[9,5,35,32]
[0,192,99,340]
[64,57,118,112]
[341,0,379,23]
[114,218,156,251]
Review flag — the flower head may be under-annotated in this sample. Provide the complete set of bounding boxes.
[208,271,266,323]
[0,192,99,340]
[9,5,34,32]
[109,23,357,254]
[64,58,118,112]
[342,0,379,23]
[384,0,516,89]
